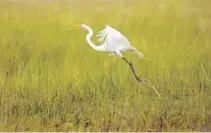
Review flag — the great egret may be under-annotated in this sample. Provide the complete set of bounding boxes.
[70,24,144,82]
[70,24,161,98]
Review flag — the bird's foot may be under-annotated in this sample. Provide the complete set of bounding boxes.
[134,75,142,83]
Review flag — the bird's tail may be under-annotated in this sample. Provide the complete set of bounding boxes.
[131,47,144,60]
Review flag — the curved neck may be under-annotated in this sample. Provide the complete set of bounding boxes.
[85,27,105,51]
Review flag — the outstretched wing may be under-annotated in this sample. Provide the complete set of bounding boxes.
[96,25,131,51]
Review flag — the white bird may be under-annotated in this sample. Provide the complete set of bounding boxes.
[70,24,144,59]
[70,24,144,82]
[70,24,161,98]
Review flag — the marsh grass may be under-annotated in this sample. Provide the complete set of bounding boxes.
[0,0,211,131]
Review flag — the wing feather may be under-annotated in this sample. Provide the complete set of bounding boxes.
[96,25,131,51]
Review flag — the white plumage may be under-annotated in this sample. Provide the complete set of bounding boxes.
[70,24,161,98]
[96,25,132,52]
[70,24,144,59]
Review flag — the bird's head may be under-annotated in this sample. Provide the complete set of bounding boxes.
[69,24,89,30]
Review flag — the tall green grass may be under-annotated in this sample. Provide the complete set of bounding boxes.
[0,0,211,131]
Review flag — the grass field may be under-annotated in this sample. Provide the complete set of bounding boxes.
[0,0,211,131]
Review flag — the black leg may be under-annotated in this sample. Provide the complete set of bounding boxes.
[122,57,142,83]
[122,57,161,98]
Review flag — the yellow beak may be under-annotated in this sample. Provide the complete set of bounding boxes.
[69,24,80,27]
